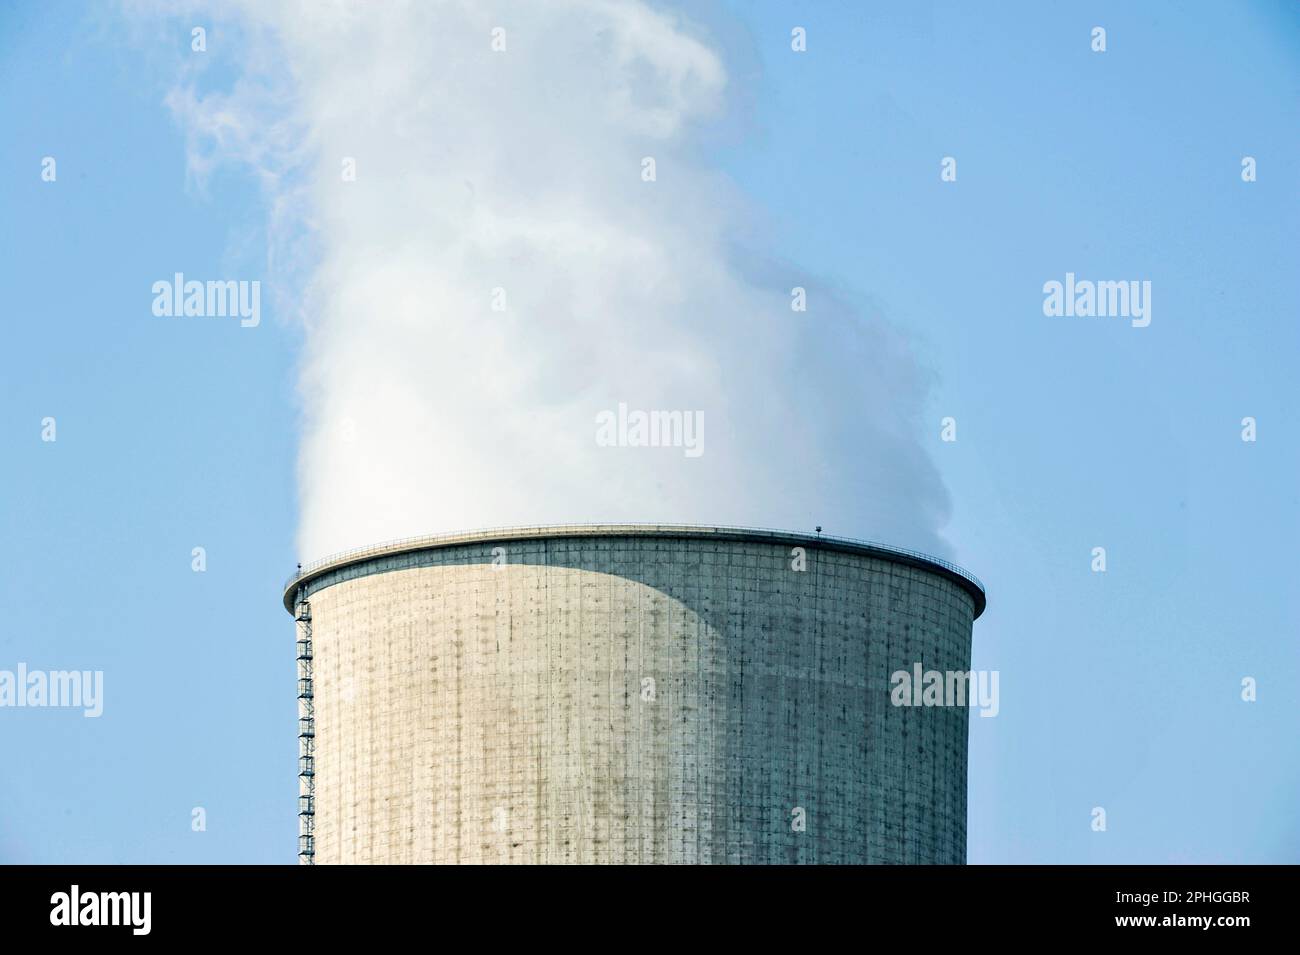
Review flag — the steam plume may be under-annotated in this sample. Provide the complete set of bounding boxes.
[149,0,952,559]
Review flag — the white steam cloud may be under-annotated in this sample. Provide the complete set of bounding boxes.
[145,0,952,560]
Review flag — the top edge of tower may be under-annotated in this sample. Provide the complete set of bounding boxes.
[282,523,986,618]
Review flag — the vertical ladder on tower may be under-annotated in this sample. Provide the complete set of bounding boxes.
[295,587,315,865]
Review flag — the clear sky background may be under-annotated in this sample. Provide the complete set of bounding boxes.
[2,1,1297,863]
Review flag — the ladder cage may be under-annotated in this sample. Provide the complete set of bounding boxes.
[294,590,315,865]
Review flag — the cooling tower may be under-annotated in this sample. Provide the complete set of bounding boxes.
[282,524,985,864]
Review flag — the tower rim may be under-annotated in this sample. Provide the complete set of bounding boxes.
[282,522,985,618]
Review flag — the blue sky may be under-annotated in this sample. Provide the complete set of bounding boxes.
[2,1,1297,863]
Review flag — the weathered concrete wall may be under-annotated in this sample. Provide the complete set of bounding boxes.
[301,531,976,863]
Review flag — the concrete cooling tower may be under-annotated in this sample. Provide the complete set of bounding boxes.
[282,524,985,865]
